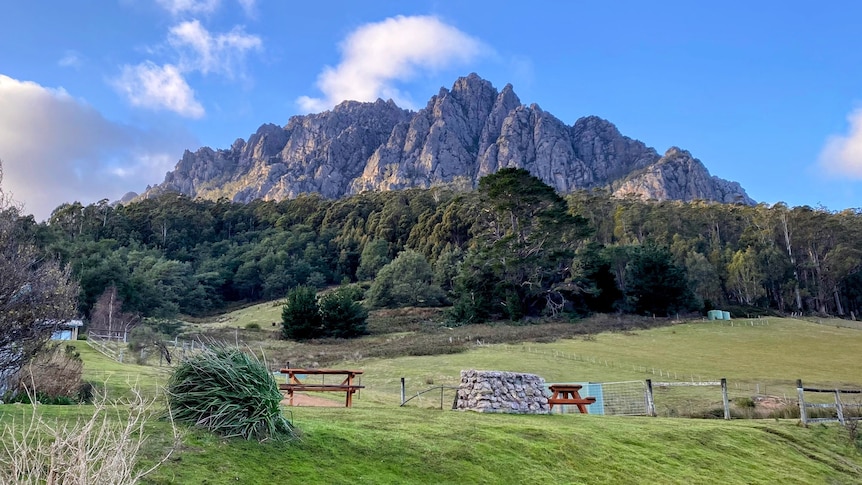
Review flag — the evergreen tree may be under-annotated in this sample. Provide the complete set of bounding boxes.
[319,288,368,339]
[624,245,696,316]
[281,286,322,340]
[451,168,591,321]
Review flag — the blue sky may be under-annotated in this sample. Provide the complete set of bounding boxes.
[1,1,861,220]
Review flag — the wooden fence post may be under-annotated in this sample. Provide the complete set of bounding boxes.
[721,378,730,420]
[400,377,406,406]
[646,379,656,417]
[797,379,808,426]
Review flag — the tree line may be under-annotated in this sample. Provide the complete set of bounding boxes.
[15,168,862,329]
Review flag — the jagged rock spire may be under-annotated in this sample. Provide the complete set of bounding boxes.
[140,74,754,205]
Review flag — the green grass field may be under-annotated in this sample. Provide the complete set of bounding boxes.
[138,408,862,484]
[76,341,171,399]
[3,314,862,483]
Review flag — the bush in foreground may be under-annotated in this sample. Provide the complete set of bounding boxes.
[166,345,294,441]
[0,388,174,484]
[4,344,91,404]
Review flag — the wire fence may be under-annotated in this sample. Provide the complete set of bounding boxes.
[514,344,771,396]
[86,335,210,366]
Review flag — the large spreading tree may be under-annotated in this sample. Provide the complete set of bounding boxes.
[451,168,592,322]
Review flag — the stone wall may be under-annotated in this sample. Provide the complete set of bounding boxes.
[455,370,550,414]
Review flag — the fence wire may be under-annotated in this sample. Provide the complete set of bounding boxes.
[601,380,649,416]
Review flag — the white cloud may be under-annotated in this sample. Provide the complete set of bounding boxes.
[168,19,262,77]
[236,0,256,17]
[819,108,862,178]
[0,75,195,220]
[113,11,261,115]
[114,61,205,118]
[58,50,83,69]
[156,0,220,16]
[298,15,486,112]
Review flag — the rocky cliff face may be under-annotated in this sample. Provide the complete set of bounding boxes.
[612,147,755,204]
[141,73,753,205]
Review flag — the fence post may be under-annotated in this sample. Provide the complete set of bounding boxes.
[796,379,808,426]
[834,390,846,426]
[400,377,406,406]
[721,378,730,420]
[645,379,656,417]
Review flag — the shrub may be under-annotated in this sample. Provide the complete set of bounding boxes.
[282,285,322,340]
[166,345,294,441]
[336,283,365,302]
[6,344,85,403]
[282,285,369,340]
[245,322,261,330]
[319,288,368,339]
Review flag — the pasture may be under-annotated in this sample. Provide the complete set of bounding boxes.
[3,313,862,483]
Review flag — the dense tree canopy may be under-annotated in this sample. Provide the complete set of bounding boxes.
[11,166,862,329]
[367,250,445,308]
[451,169,592,321]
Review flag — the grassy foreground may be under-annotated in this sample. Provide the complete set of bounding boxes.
[140,407,860,484]
[3,315,862,483]
[2,402,860,484]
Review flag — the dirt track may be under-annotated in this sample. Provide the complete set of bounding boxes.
[281,393,343,407]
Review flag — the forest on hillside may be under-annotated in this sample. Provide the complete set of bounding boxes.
[9,169,862,327]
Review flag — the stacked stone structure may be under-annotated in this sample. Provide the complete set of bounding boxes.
[455,370,550,414]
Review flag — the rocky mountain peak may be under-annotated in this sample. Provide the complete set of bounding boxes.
[663,146,691,158]
[614,146,755,204]
[140,74,754,206]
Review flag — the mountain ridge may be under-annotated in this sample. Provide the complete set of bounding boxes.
[139,73,754,205]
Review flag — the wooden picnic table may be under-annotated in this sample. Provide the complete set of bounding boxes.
[548,384,597,414]
[278,368,364,407]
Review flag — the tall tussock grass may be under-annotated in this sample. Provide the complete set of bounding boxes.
[166,344,294,441]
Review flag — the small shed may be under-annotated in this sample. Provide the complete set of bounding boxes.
[52,320,84,341]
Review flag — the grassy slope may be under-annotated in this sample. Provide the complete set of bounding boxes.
[355,318,862,408]
[143,408,861,484]
[4,315,862,483]
[76,342,170,398]
[186,300,284,330]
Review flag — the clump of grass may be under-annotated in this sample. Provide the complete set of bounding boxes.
[166,345,294,441]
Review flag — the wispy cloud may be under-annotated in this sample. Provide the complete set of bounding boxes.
[168,19,261,77]
[155,0,257,18]
[58,50,83,69]
[236,0,256,17]
[155,0,220,16]
[819,107,862,178]
[114,61,205,118]
[114,2,262,116]
[297,15,486,112]
[0,75,195,219]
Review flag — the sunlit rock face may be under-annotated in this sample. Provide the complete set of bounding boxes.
[141,74,753,206]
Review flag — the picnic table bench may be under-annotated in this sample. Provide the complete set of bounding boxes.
[278,368,364,407]
[548,384,597,414]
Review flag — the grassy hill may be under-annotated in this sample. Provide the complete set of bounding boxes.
[139,408,861,484]
[3,312,862,483]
